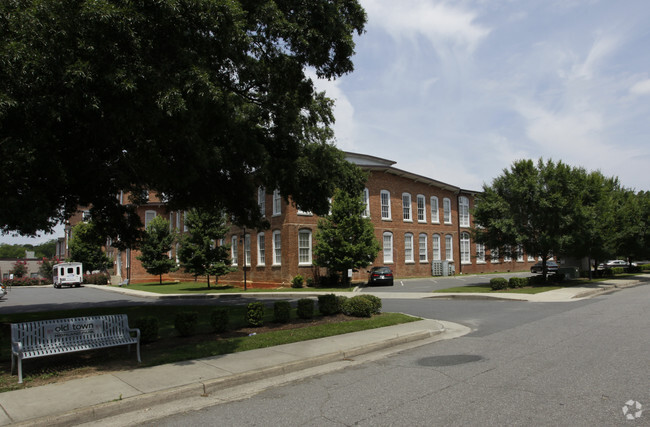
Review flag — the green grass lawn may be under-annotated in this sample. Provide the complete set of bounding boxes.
[0,304,417,392]
[117,281,356,294]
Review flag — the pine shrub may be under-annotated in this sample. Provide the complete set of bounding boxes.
[490,277,508,291]
[296,298,314,319]
[273,301,292,323]
[318,294,339,315]
[358,294,382,314]
[175,311,199,337]
[135,316,159,343]
[210,308,229,333]
[247,302,265,327]
[342,296,374,317]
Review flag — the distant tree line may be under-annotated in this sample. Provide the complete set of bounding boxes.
[0,241,56,259]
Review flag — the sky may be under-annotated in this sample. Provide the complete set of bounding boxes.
[316,0,650,192]
[3,0,649,246]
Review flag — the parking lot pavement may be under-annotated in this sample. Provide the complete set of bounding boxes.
[359,271,533,293]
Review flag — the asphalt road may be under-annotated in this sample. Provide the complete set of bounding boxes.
[148,284,650,426]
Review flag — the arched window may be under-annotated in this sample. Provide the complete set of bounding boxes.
[459,196,470,227]
[417,195,426,222]
[443,198,452,224]
[257,232,265,266]
[445,234,453,261]
[272,230,281,265]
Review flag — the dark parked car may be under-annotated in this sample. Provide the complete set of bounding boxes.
[367,266,394,286]
[530,260,559,274]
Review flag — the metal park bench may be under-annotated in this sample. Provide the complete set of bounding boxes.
[11,314,141,383]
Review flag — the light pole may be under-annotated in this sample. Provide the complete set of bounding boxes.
[242,227,247,291]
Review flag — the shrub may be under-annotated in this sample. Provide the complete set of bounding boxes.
[175,311,199,337]
[273,301,292,323]
[210,308,229,333]
[3,277,50,287]
[508,277,528,289]
[602,268,614,277]
[296,298,314,319]
[640,263,650,271]
[135,316,159,343]
[318,294,339,316]
[246,302,265,327]
[529,275,546,285]
[550,272,566,282]
[84,273,110,285]
[305,277,314,287]
[336,295,349,311]
[291,274,304,289]
[358,294,382,314]
[490,277,508,291]
[342,296,374,318]
[628,266,642,273]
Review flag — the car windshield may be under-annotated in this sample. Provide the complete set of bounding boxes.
[372,267,391,274]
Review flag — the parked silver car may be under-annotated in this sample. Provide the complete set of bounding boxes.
[0,282,6,299]
[530,260,559,274]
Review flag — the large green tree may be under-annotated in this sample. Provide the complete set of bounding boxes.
[137,216,178,284]
[178,208,235,287]
[0,0,367,241]
[473,159,582,279]
[68,222,110,272]
[314,188,380,285]
[612,189,650,263]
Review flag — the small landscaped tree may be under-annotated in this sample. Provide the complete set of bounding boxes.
[10,260,28,278]
[314,188,381,286]
[68,221,110,272]
[137,216,178,284]
[178,208,235,288]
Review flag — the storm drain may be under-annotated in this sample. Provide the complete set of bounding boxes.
[417,354,484,367]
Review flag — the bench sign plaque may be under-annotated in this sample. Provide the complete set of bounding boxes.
[46,319,103,339]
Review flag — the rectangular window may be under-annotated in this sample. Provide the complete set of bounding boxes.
[257,233,265,266]
[491,248,499,263]
[381,190,391,220]
[273,231,281,265]
[476,243,486,263]
[417,195,426,222]
[445,235,453,261]
[258,187,266,217]
[443,198,452,224]
[459,196,470,227]
[460,233,470,264]
[402,193,412,221]
[231,236,238,266]
[362,188,370,218]
[516,245,524,262]
[419,234,427,262]
[431,197,439,223]
[144,210,156,228]
[244,234,251,265]
[383,233,393,263]
[298,230,312,265]
[504,245,512,262]
[432,234,441,261]
[404,233,414,262]
[272,190,282,216]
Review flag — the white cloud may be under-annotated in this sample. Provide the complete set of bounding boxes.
[630,79,650,95]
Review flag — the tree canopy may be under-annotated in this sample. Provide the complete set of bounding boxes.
[314,188,380,284]
[68,222,110,272]
[0,0,367,241]
[137,215,178,284]
[177,208,235,287]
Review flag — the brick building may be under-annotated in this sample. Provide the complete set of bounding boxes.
[65,152,538,285]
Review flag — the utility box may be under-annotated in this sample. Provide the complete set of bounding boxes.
[432,261,443,276]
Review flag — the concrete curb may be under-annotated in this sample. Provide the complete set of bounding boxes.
[9,323,444,427]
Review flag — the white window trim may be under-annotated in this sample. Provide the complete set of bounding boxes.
[258,187,266,217]
[460,232,471,265]
[272,189,282,216]
[432,234,441,261]
[402,193,412,222]
[419,233,428,263]
[443,198,452,224]
[381,190,391,220]
[244,234,251,266]
[362,188,370,218]
[144,210,157,229]
[476,243,486,264]
[257,233,265,266]
[231,235,238,266]
[298,229,313,265]
[430,196,440,224]
[459,196,470,228]
[417,195,426,223]
[445,234,453,261]
[272,230,281,266]
[404,233,414,263]
[491,248,500,263]
[383,232,393,264]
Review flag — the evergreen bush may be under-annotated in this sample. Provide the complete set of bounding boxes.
[135,316,159,343]
[296,298,314,319]
[291,274,304,288]
[210,308,229,333]
[317,294,339,315]
[273,301,292,323]
[342,296,373,317]
[490,277,508,290]
[246,302,265,327]
[358,294,382,314]
[175,311,199,337]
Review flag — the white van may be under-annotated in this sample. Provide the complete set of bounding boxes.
[53,262,83,288]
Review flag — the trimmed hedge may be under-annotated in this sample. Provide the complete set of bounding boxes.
[273,301,292,323]
[358,294,382,314]
[135,316,159,343]
[297,298,314,319]
[210,308,229,333]
[342,296,374,318]
[317,294,339,316]
[508,277,529,289]
[291,275,304,289]
[490,277,508,291]
[174,311,199,337]
[246,302,265,327]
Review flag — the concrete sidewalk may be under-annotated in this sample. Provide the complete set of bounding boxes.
[1,275,646,426]
[0,319,464,426]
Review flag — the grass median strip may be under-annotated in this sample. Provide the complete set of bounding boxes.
[0,305,418,392]
[114,282,356,294]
